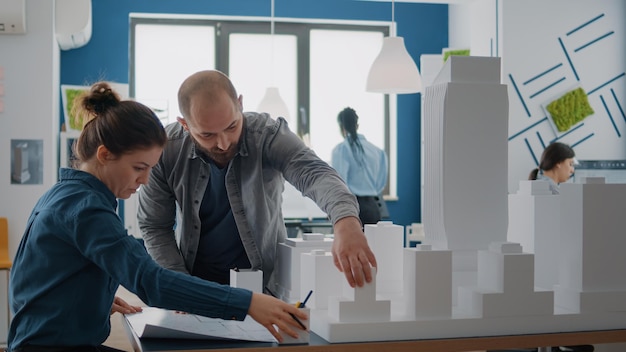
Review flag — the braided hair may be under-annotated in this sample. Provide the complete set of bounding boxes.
[337,107,364,164]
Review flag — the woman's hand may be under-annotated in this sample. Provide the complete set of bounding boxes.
[110,295,143,315]
[247,292,307,343]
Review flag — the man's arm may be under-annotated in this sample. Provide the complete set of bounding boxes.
[267,118,377,287]
[137,158,188,273]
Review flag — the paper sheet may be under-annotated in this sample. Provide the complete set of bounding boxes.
[125,307,277,342]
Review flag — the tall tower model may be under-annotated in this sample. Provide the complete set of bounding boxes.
[423,56,509,292]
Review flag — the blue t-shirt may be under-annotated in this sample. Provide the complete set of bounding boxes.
[192,161,251,284]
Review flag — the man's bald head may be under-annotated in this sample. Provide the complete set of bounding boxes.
[178,70,239,120]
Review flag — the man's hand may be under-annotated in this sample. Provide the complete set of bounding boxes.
[331,216,377,287]
[110,295,143,315]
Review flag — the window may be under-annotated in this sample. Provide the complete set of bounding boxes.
[130,14,394,196]
[131,21,216,125]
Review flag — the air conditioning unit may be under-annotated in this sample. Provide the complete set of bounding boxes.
[55,0,92,50]
[0,0,26,34]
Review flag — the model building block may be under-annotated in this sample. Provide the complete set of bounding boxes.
[275,235,333,302]
[508,180,561,290]
[403,245,452,319]
[458,242,553,318]
[328,267,391,323]
[364,221,404,294]
[300,249,342,310]
[555,179,626,313]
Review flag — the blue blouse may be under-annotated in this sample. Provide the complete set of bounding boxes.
[9,168,251,350]
[536,173,560,195]
[331,134,388,197]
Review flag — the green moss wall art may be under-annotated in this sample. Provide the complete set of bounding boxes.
[443,48,470,62]
[546,87,595,132]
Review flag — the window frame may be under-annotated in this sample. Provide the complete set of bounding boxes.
[129,14,395,197]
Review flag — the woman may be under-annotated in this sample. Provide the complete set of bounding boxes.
[526,143,591,352]
[528,142,576,195]
[8,82,305,352]
[331,107,388,225]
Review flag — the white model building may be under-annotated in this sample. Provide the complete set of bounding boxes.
[555,177,626,314]
[422,56,510,299]
[328,267,390,323]
[403,244,452,319]
[303,180,626,343]
[274,57,626,344]
[300,249,342,310]
[274,233,333,303]
[457,242,553,318]
[364,221,404,294]
[508,180,561,290]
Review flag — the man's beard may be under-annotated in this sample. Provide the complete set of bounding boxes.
[192,135,238,167]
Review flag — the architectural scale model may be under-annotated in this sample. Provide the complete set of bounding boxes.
[274,233,333,303]
[273,56,626,343]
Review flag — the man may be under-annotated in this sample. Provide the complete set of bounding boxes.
[137,70,376,290]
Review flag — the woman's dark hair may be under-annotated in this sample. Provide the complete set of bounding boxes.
[528,142,575,180]
[71,81,167,167]
[337,107,364,163]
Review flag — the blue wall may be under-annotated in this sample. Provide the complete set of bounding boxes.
[60,0,448,226]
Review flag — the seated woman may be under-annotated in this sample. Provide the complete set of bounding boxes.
[528,142,576,195]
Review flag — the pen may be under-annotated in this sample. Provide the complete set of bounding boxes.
[264,287,307,330]
[300,290,313,308]
[289,312,307,330]
[264,286,277,298]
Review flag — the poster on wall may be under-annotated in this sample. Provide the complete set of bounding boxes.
[60,133,79,168]
[10,139,43,185]
[61,85,90,133]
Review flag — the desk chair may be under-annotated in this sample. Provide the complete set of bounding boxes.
[0,218,11,270]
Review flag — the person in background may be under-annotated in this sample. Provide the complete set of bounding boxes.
[527,142,593,352]
[8,82,306,352]
[528,142,576,195]
[331,107,388,225]
[137,70,376,291]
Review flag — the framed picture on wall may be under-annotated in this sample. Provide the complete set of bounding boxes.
[60,131,80,168]
[10,139,44,185]
[61,82,130,133]
[61,84,90,133]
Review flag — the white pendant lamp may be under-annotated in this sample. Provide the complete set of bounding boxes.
[258,87,290,120]
[257,0,290,120]
[366,0,422,94]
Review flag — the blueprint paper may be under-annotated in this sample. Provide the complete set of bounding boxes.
[125,307,277,342]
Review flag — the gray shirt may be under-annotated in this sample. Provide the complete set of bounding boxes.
[137,112,359,286]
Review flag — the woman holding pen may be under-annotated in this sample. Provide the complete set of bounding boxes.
[7,82,306,352]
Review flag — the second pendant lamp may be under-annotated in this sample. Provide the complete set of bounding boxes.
[366,0,422,94]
